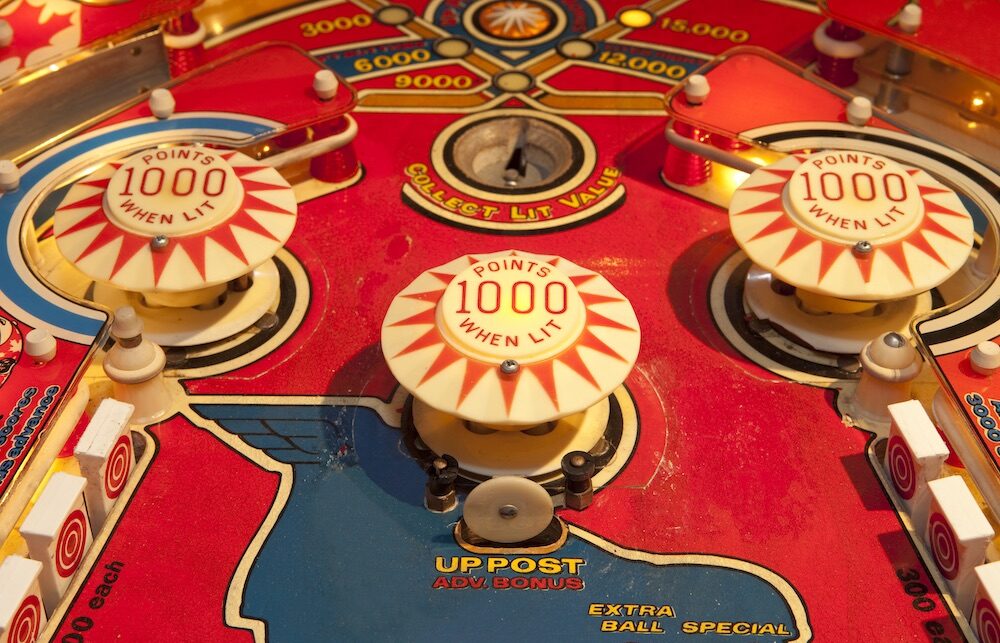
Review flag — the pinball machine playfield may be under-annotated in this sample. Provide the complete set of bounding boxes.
[0,0,998,641]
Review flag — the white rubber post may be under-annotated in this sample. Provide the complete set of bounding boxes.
[846,96,873,126]
[24,328,56,364]
[0,160,20,192]
[0,19,13,48]
[313,69,339,100]
[684,74,709,105]
[102,307,171,423]
[898,4,922,34]
[850,332,923,427]
[970,341,1000,376]
[149,88,176,119]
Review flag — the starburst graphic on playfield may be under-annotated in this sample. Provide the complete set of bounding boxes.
[478,1,551,39]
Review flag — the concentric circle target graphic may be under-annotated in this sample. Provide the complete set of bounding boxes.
[976,598,1000,643]
[887,435,916,500]
[975,598,1000,643]
[104,435,133,500]
[55,509,88,578]
[928,512,960,580]
[10,594,41,643]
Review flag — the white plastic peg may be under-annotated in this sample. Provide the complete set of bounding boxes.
[898,4,922,34]
[313,69,339,100]
[684,74,709,105]
[0,19,13,48]
[849,332,922,427]
[847,96,873,126]
[111,306,143,341]
[0,160,19,192]
[970,341,1000,376]
[103,307,171,424]
[24,329,56,364]
[149,88,176,119]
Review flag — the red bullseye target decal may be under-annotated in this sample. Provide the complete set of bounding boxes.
[887,435,917,500]
[976,598,1000,643]
[55,509,87,578]
[104,435,133,500]
[10,594,41,643]
[929,512,960,580]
